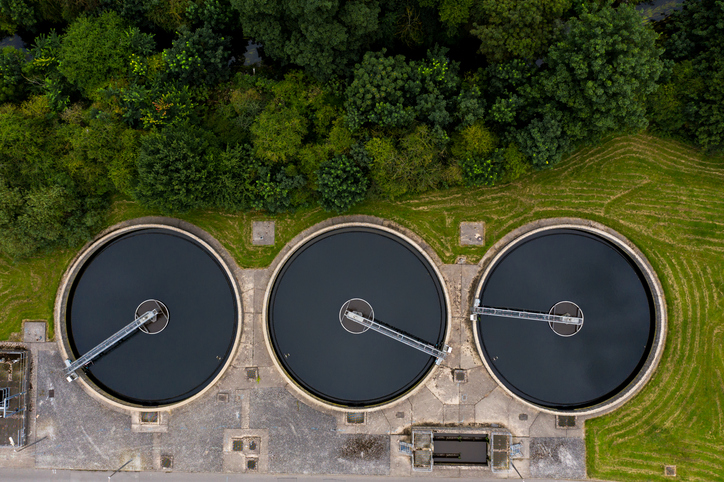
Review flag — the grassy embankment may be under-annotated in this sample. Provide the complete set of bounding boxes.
[1,133,723,480]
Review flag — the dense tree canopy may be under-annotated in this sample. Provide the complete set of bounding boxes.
[231,0,382,80]
[58,12,154,95]
[471,0,572,62]
[0,0,697,257]
[649,0,724,150]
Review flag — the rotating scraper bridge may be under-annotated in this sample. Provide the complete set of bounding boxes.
[64,307,161,382]
[65,299,582,382]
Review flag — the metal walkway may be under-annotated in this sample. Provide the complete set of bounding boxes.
[344,310,451,364]
[471,300,582,326]
[64,309,158,382]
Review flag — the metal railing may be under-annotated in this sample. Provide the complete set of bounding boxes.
[344,310,451,364]
[471,300,582,326]
[64,309,158,381]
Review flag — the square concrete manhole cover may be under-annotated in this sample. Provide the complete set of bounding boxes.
[665,465,677,476]
[454,369,467,383]
[217,392,229,403]
[246,367,259,380]
[23,320,46,342]
[460,222,485,246]
[252,221,275,246]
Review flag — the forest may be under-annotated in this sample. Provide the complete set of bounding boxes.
[0,0,721,258]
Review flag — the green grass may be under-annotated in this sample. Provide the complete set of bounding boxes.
[1,133,723,480]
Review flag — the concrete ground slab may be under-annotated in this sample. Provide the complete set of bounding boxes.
[460,367,497,405]
[382,400,412,435]
[34,349,154,471]
[439,265,463,318]
[474,387,511,428]
[409,387,443,426]
[460,222,485,246]
[22,321,46,343]
[252,222,275,246]
[427,366,459,405]
[528,413,561,438]
[442,404,460,424]
[529,438,585,479]
[249,387,389,475]
[389,435,412,476]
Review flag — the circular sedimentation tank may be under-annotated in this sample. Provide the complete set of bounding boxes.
[473,222,665,413]
[58,223,241,409]
[266,224,449,409]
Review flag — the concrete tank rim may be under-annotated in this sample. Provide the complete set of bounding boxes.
[261,217,452,413]
[54,217,243,413]
[471,218,667,417]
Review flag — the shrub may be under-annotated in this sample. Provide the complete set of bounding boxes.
[250,165,306,213]
[317,155,368,212]
[162,25,230,87]
[346,50,418,131]
[0,47,27,103]
[134,120,215,213]
[58,12,155,95]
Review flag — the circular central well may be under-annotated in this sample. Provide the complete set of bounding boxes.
[136,299,170,335]
[65,227,239,407]
[548,301,583,337]
[339,298,373,334]
[268,226,448,408]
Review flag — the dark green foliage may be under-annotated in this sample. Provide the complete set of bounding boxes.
[459,155,500,186]
[23,31,73,112]
[454,82,486,128]
[365,125,458,199]
[250,165,306,213]
[162,25,229,87]
[134,120,215,213]
[58,12,155,95]
[0,100,108,258]
[186,0,234,30]
[346,50,417,131]
[346,47,462,132]
[0,47,27,103]
[207,143,260,210]
[539,2,663,145]
[0,0,36,32]
[414,46,460,128]
[655,0,724,150]
[101,0,159,28]
[231,0,381,80]
[317,155,368,212]
[103,82,196,130]
[417,0,475,30]
[471,0,572,62]
[513,110,571,168]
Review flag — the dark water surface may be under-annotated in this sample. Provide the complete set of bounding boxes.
[67,229,238,406]
[269,228,447,407]
[477,229,655,410]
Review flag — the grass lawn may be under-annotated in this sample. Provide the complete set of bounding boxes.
[1,133,723,480]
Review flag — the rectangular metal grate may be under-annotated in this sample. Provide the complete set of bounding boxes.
[141,412,159,424]
[556,415,576,428]
[346,412,365,424]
